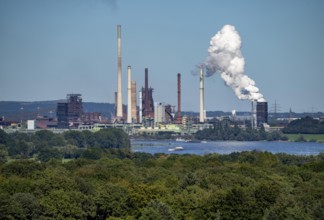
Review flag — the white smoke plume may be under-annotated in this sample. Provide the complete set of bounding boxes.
[204,25,265,102]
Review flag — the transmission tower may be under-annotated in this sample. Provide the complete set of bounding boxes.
[270,101,281,119]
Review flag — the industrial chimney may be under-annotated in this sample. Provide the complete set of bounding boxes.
[131,81,137,122]
[139,90,142,123]
[251,101,257,129]
[199,66,205,123]
[177,73,181,123]
[127,66,132,123]
[116,25,123,118]
[145,68,149,117]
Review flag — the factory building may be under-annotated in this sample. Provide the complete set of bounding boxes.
[165,104,175,123]
[82,112,102,124]
[57,94,82,128]
[57,103,69,128]
[257,101,268,126]
[57,94,102,128]
[141,68,154,119]
[67,94,83,124]
[154,103,166,124]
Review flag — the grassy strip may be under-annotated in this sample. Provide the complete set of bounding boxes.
[286,134,324,142]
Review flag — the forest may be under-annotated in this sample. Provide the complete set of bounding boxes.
[0,128,324,219]
[0,129,130,162]
[195,121,288,141]
[282,116,324,134]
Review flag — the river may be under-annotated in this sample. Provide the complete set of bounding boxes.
[131,140,324,155]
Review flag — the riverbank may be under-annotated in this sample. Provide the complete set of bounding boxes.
[286,134,324,143]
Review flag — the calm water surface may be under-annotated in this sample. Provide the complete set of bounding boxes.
[131,140,324,155]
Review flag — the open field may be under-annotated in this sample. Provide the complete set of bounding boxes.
[286,134,324,142]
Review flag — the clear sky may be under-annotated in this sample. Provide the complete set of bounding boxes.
[1,0,324,113]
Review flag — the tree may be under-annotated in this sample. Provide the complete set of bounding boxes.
[139,201,174,220]
[0,160,44,177]
[95,183,130,219]
[64,130,86,148]
[0,129,10,144]
[94,128,130,149]
[38,147,62,162]
[283,116,324,134]
[9,193,41,220]
[0,144,8,164]
[34,130,56,142]
[40,189,95,219]
[81,148,102,160]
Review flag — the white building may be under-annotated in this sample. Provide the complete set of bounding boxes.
[154,102,165,125]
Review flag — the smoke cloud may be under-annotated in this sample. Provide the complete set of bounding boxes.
[204,25,265,102]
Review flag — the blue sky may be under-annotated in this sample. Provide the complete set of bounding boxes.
[1,0,324,113]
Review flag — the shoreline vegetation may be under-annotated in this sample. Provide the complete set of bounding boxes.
[1,127,324,219]
[0,148,323,219]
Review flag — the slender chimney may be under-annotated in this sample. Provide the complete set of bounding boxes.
[116,25,123,118]
[114,91,117,117]
[144,68,149,117]
[127,66,132,123]
[131,81,137,122]
[139,90,142,123]
[177,73,181,123]
[199,66,204,123]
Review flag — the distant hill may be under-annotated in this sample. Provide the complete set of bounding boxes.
[0,101,115,121]
[282,116,324,134]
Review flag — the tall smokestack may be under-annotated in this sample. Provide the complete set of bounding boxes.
[251,101,257,129]
[144,68,149,117]
[116,25,123,118]
[127,66,132,123]
[139,90,142,123]
[177,73,181,123]
[199,66,204,123]
[114,91,117,117]
[131,81,137,122]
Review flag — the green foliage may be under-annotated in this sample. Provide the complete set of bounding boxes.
[0,144,8,164]
[286,133,324,142]
[64,130,86,147]
[40,189,95,219]
[95,183,130,218]
[283,116,324,134]
[81,148,102,160]
[38,147,62,162]
[295,134,306,142]
[2,128,130,160]
[0,129,10,144]
[0,149,324,219]
[94,128,130,149]
[0,192,40,220]
[0,160,44,177]
[195,121,287,141]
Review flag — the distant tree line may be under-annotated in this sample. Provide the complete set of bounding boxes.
[195,121,288,141]
[283,116,324,134]
[0,128,130,163]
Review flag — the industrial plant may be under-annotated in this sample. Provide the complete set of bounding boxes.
[1,24,271,135]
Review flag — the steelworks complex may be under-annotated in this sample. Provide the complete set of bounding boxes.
[4,25,269,135]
